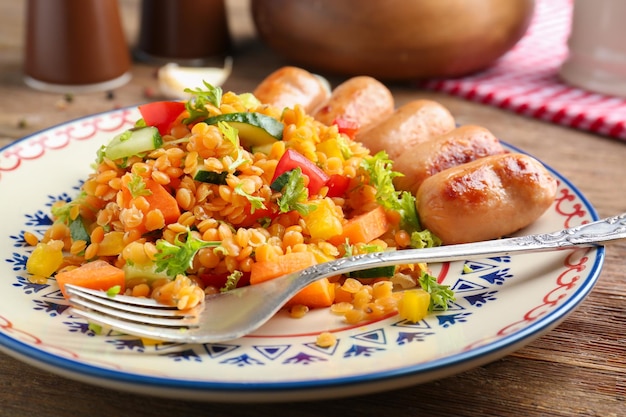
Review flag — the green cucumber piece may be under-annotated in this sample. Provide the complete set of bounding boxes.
[194,169,229,185]
[204,112,283,148]
[122,262,170,283]
[104,126,163,160]
[270,170,292,191]
[250,142,275,155]
[347,265,396,279]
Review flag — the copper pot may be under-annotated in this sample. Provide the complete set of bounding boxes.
[252,0,535,80]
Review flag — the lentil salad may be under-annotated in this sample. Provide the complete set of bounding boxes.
[24,82,454,327]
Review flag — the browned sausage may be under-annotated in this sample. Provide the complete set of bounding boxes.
[355,99,455,160]
[416,153,557,244]
[313,76,394,130]
[253,66,330,114]
[393,125,506,194]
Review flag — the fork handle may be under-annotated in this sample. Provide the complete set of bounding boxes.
[295,212,626,285]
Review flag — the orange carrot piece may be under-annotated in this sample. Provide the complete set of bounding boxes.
[250,251,318,285]
[249,251,335,308]
[121,177,181,229]
[143,179,181,224]
[328,205,390,246]
[286,278,336,308]
[56,260,126,298]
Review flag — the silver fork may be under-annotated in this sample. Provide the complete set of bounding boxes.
[66,212,626,344]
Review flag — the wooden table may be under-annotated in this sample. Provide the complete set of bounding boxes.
[1,1,624,416]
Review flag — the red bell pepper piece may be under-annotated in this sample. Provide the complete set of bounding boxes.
[325,174,351,197]
[138,101,186,136]
[332,117,360,139]
[271,149,330,195]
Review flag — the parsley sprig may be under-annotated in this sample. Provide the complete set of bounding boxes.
[183,82,223,124]
[126,173,152,198]
[234,183,266,213]
[274,168,316,216]
[418,270,455,311]
[218,121,248,171]
[154,229,221,277]
[220,270,243,292]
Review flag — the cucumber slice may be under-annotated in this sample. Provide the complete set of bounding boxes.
[122,262,170,283]
[104,126,163,160]
[347,265,396,279]
[204,112,283,148]
[250,142,274,155]
[194,169,229,185]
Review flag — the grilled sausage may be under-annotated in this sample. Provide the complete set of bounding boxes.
[355,99,455,160]
[253,66,331,114]
[313,76,394,130]
[394,125,506,194]
[416,153,558,244]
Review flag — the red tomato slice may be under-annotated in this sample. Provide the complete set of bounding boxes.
[272,149,330,195]
[138,101,186,136]
[199,272,250,290]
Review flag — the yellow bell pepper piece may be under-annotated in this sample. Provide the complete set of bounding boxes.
[303,198,343,240]
[397,289,431,323]
[26,240,64,277]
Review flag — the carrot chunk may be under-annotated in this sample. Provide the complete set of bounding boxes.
[120,176,181,233]
[250,251,335,308]
[328,205,390,246]
[56,260,126,298]
[286,278,336,308]
[143,179,181,225]
[250,251,318,284]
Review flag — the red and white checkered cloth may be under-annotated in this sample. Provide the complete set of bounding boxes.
[419,0,626,142]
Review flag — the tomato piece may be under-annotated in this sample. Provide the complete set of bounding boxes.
[272,149,329,195]
[325,174,351,197]
[237,206,276,227]
[138,101,186,136]
[198,272,250,290]
[332,117,360,139]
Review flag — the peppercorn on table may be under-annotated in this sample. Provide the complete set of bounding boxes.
[0,1,624,416]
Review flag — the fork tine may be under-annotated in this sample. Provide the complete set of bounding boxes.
[69,307,197,342]
[65,285,193,318]
[65,284,201,330]
[65,284,179,309]
[68,296,200,328]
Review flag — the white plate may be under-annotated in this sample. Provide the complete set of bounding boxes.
[0,108,603,402]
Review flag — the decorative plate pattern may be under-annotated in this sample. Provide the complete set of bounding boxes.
[0,108,603,402]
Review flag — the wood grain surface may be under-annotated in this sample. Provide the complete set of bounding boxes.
[0,1,624,416]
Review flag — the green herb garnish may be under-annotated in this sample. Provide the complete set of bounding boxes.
[183,82,223,124]
[154,229,221,277]
[275,168,316,216]
[106,285,121,297]
[218,121,248,171]
[361,151,441,247]
[126,173,152,199]
[234,182,266,213]
[418,270,455,311]
[220,270,243,292]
